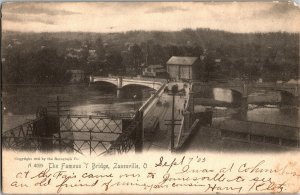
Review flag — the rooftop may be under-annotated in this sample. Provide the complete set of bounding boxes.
[67,69,84,73]
[147,64,165,69]
[166,56,199,66]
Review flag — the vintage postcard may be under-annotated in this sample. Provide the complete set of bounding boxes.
[1,1,300,194]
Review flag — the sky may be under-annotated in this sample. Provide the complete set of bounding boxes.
[2,1,300,33]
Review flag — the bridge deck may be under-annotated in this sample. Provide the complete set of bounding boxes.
[92,76,166,91]
[143,82,190,151]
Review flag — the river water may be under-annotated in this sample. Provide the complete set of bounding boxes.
[2,85,299,131]
[212,88,299,127]
[2,84,152,130]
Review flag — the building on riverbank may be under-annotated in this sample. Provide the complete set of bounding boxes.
[142,64,168,78]
[166,56,201,81]
[67,69,85,83]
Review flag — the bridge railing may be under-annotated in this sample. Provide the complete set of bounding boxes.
[92,75,167,84]
[139,83,166,114]
[219,120,300,148]
[122,76,167,83]
[191,80,300,86]
[176,119,200,151]
[2,113,143,156]
[2,117,45,150]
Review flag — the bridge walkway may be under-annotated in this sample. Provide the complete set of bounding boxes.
[143,82,190,151]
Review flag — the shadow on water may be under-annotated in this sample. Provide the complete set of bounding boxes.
[196,88,300,127]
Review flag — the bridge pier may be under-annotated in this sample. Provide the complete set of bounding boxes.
[116,77,123,98]
[117,77,123,88]
[116,88,123,98]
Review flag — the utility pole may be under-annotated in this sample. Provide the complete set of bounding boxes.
[171,84,178,152]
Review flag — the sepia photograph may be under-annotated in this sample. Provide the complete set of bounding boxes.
[1,1,300,194]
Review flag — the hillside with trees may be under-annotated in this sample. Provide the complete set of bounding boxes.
[2,28,299,84]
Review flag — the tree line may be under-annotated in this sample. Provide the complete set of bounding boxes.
[2,29,299,84]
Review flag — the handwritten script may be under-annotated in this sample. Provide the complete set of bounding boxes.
[3,152,300,194]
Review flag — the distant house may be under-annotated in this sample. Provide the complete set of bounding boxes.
[215,59,222,63]
[142,65,167,78]
[67,69,85,83]
[287,79,300,84]
[166,56,200,80]
[65,48,83,60]
[87,49,97,63]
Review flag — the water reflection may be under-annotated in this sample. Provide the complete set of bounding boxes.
[70,100,144,115]
[247,107,299,127]
[213,88,232,102]
[209,88,299,127]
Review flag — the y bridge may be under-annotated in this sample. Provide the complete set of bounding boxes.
[90,76,165,98]
[189,81,300,112]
